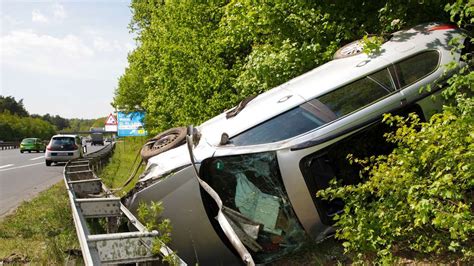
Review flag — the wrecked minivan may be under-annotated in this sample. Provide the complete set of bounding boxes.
[124,23,471,265]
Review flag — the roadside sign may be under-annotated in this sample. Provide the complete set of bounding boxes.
[105,114,118,132]
[117,112,147,137]
[105,114,118,125]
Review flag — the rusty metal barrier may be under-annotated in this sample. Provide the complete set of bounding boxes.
[64,143,186,265]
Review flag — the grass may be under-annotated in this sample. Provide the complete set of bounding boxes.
[0,182,81,264]
[99,137,147,196]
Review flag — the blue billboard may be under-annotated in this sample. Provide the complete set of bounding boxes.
[117,112,147,137]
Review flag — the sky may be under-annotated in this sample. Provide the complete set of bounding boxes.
[1,0,135,119]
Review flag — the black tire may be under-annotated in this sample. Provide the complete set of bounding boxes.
[28,150,31,153]
[141,127,187,161]
[20,150,24,153]
[333,39,364,59]
[45,160,52,166]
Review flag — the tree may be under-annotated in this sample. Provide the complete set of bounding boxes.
[0,96,29,117]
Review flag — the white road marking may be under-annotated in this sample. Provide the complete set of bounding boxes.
[30,156,45,161]
[0,164,14,169]
[0,162,44,172]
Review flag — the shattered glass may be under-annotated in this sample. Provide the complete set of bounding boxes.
[202,152,307,263]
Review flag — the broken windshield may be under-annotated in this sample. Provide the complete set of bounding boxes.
[200,152,306,263]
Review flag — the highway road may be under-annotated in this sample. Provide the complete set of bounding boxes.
[0,144,103,218]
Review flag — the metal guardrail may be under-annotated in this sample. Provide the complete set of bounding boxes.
[0,142,20,150]
[64,143,186,265]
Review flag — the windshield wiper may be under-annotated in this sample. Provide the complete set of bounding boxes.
[226,95,257,119]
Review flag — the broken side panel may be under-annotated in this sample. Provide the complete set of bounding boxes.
[201,152,307,264]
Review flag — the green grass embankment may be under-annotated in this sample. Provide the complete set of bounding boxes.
[99,137,147,195]
[0,183,80,264]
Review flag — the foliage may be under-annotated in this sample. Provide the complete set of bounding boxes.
[361,35,385,56]
[137,201,177,265]
[63,118,98,132]
[0,95,29,117]
[0,112,56,141]
[31,113,70,131]
[115,1,454,134]
[319,102,473,263]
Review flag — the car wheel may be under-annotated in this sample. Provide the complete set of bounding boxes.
[333,39,364,59]
[20,150,24,153]
[45,160,52,166]
[141,127,187,161]
[28,150,31,153]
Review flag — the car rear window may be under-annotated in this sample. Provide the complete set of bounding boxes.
[51,137,75,146]
[22,139,35,144]
[231,68,395,146]
[394,50,439,88]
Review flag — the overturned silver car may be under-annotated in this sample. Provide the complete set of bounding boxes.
[124,23,470,265]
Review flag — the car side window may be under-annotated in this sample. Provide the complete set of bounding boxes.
[394,51,439,88]
[231,68,394,146]
[317,68,395,117]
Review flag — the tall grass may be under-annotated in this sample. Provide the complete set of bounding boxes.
[99,137,147,196]
[0,183,81,264]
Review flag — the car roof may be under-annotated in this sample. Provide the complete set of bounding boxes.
[52,134,77,138]
[198,23,462,146]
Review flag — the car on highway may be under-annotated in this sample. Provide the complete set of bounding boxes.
[91,133,104,146]
[20,138,46,153]
[123,23,471,265]
[45,134,84,166]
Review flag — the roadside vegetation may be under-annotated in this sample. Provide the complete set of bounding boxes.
[0,183,80,264]
[99,137,147,196]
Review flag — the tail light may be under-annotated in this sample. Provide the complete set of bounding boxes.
[47,145,52,151]
[72,144,78,150]
[428,24,457,31]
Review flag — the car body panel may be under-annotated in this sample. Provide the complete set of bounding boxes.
[128,165,242,265]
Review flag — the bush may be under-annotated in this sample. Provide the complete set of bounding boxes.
[319,97,473,263]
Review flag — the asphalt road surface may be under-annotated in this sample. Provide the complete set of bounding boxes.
[0,144,103,218]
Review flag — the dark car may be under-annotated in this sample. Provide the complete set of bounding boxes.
[20,138,46,153]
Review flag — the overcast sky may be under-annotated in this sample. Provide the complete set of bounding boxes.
[1,0,134,119]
